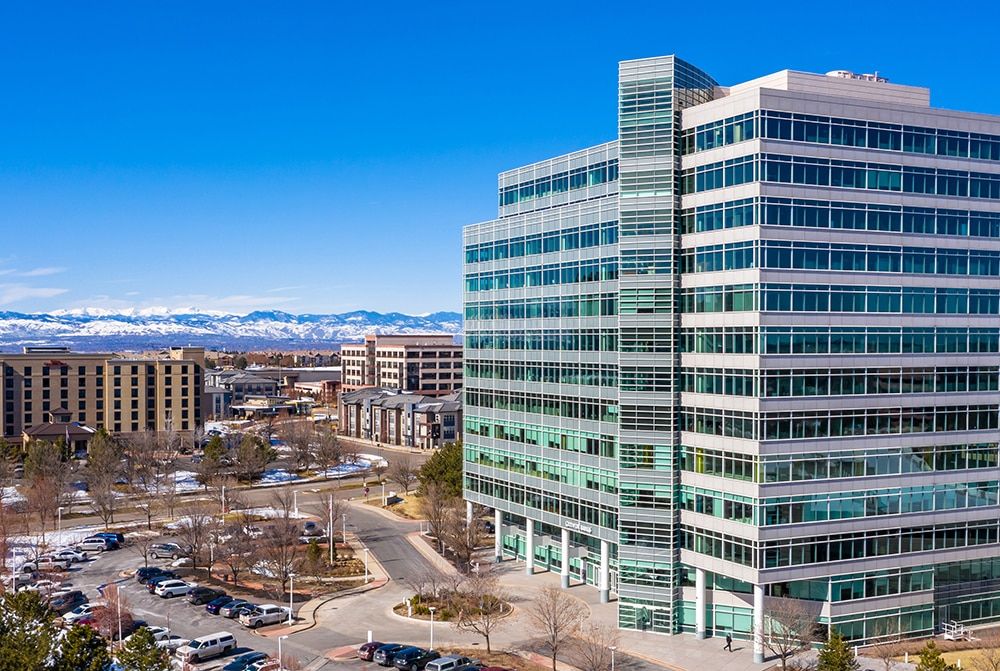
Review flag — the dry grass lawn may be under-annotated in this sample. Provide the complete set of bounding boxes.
[380,494,425,520]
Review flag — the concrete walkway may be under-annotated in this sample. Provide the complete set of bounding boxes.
[489,559,772,671]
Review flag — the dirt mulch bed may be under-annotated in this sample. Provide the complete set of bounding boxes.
[437,647,549,671]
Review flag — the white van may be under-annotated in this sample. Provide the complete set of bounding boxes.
[174,631,237,663]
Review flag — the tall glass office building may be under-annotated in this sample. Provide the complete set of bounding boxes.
[463,55,1000,652]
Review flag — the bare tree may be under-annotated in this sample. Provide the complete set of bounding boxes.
[313,429,343,479]
[0,440,19,574]
[173,505,217,575]
[387,456,419,495]
[281,422,315,473]
[124,431,164,529]
[86,431,122,529]
[866,621,903,671]
[96,583,134,641]
[420,481,454,554]
[217,513,255,587]
[130,533,161,568]
[572,622,621,671]
[256,490,303,596]
[761,597,818,671]
[450,570,510,652]
[160,461,181,521]
[24,441,70,543]
[440,501,483,572]
[528,586,586,671]
[972,633,1000,671]
[310,494,346,561]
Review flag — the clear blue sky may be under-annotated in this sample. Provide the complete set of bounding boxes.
[1,1,998,315]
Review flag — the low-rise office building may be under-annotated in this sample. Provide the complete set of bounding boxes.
[340,334,462,396]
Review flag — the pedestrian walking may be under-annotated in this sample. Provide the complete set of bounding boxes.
[725,632,733,651]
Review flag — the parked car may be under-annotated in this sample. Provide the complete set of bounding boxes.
[154,579,191,598]
[135,566,168,583]
[3,572,34,588]
[150,543,188,560]
[174,631,237,664]
[373,644,410,667]
[52,548,88,563]
[76,538,110,553]
[22,556,71,572]
[358,641,386,661]
[301,520,322,536]
[426,657,477,671]
[125,626,170,644]
[393,647,441,671]
[83,535,120,550]
[94,532,126,546]
[23,579,66,595]
[205,595,235,615]
[157,635,191,652]
[222,651,269,671]
[188,587,225,605]
[145,572,180,592]
[219,599,252,618]
[239,603,291,628]
[62,602,96,624]
[49,590,87,613]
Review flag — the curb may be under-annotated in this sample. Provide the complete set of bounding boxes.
[405,532,459,577]
[251,578,390,639]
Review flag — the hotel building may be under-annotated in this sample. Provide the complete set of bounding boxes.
[462,56,1000,651]
[1,346,205,445]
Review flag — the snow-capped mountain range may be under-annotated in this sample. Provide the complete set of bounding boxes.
[0,309,463,352]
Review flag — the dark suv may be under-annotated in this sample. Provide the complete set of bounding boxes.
[187,587,225,605]
[373,644,409,667]
[393,648,441,671]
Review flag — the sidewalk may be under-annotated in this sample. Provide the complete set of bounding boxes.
[256,530,390,639]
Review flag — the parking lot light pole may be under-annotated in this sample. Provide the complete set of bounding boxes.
[428,606,436,649]
[328,495,334,565]
[288,574,295,625]
[57,507,62,533]
[278,634,289,671]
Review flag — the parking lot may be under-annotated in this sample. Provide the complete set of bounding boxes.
[32,534,327,670]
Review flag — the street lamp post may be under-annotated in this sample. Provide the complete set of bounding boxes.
[278,634,289,671]
[342,513,347,544]
[57,507,62,534]
[221,484,226,514]
[293,490,298,517]
[610,645,617,671]
[328,495,334,565]
[381,481,386,506]
[288,573,295,625]
[428,606,436,649]
[116,589,123,646]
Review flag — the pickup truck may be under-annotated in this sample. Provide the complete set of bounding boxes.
[238,604,291,629]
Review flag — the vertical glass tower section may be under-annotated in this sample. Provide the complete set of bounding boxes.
[616,56,717,633]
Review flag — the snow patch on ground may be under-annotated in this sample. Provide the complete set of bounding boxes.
[258,469,301,486]
[241,506,309,520]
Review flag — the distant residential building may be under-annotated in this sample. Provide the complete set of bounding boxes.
[204,370,279,404]
[204,385,232,420]
[340,334,462,396]
[289,379,340,405]
[0,345,205,445]
[339,388,462,449]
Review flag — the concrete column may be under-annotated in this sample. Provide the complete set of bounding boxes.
[524,518,535,576]
[753,584,765,663]
[695,568,707,639]
[560,528,571,589]
[599,539,610,603]
[494,509,502,562]
[466,500,474,525]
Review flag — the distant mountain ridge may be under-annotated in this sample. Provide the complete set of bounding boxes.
[0,309,463,352]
